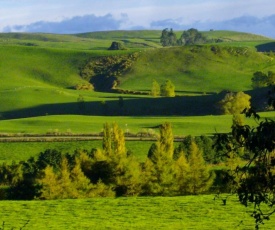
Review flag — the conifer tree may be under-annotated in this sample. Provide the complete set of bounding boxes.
[70,158,92,198]
[145,122,177,195]
[175,152,190,195]
[186,141,214,194]
[37,165,61,199]
[58,158,76,199]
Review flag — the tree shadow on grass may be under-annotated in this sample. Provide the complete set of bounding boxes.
[2,93,226,119]
[256,42,275,52]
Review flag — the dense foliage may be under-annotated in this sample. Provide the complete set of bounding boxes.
[215,109,275,229]
[151,79,176,97]
[218,91,251,115]
[80,53,139,91]
[160,28,208,47]
[0,123,216,200]
[252,71,275,89]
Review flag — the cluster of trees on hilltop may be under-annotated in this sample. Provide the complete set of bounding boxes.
[0,123,218,200]
[160,28,208,47]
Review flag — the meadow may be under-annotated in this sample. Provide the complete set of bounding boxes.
[0,195,274,230]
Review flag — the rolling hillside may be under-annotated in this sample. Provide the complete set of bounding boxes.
[0,30,274,120]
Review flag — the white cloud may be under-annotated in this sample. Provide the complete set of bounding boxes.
[1,0,275,37]
[4,14,129,34]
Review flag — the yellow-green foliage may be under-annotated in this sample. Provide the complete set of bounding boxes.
[219,91,251,114]
[186,141,215,194]
[145,124,215,195]
[151,79,160,97]
[160,79,175,97]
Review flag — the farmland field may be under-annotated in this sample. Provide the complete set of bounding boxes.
[0,195,274,230]
[0,140,155,163]
[1,112,275,136]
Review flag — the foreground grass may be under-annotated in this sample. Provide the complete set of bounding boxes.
[0,195,274,229]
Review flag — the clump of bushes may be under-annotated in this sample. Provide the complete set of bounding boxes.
[74,83,94,91]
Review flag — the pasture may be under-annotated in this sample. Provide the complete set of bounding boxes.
[0,195,274,229]
[0,111,274,164]
[0,112,274,136]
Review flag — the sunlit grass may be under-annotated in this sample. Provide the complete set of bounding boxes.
[0,195,274,229]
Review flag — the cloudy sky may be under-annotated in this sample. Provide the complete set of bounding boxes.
[1,0,275,37]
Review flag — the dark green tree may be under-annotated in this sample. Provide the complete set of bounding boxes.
[252,71,275,89]
[160,28,177,47]
[215,109,275,228]
[178,28,207,45]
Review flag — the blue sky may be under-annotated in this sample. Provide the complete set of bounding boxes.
[1,0,275,37]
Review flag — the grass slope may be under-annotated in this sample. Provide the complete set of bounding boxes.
[119,45,275,93]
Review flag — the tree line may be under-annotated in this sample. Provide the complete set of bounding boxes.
[0,123,222,200]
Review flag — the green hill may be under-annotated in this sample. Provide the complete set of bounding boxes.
[0,30,275,120]
[118,45,275,94]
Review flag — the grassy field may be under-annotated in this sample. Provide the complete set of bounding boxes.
[0,195,274,230]
[1,112,274,135]
[0,112,274,164]
[0,140,155,163]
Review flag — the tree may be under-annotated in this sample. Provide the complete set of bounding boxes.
[151,79,160,97]
[160,28,177,47]
[252,71,275,89]
[108,41,126,50]
[99,123,141,196]
[178,28,207,45]
[37,165,61,200]
[185,140,214,194]
[70,158,93,198]
[160,79,175,97]
[252,71,269,88]
[145,123,177,195]
[214,109,275,228]
[175,152,190,195]
[219,91,251,115]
